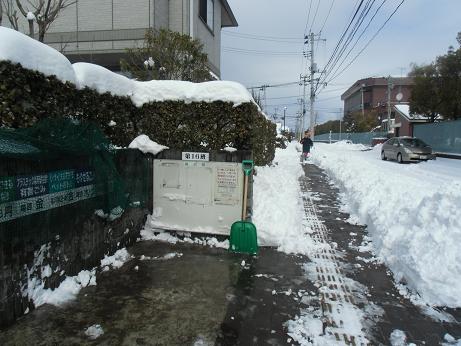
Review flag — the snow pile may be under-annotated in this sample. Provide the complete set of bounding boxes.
[443,333,461,345]
[131,79,255,107]
[100,248,132,271]
[311,141,461,307]
[0,27,76,84]
[84,324,104,340]
[73,62,135,97]
[72,61,255,107]
[0,28,256,107]
[128,135,169,155]
[24,245,134,307]
[252,142,314,254]
[30,269,97,307]
[140,228,229,249]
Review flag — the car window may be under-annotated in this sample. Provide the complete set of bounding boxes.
[387,138,395,145]
[400,138,428,147]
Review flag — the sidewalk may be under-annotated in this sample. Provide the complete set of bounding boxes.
[1,162,460,345]
[297,162,461,345]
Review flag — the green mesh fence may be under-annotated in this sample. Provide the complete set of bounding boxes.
[414,120,461,155]
[314,131,387,145]
[0,118,128,219]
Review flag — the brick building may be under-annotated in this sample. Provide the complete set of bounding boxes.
[4,0,237,77]
[341,77,414,121]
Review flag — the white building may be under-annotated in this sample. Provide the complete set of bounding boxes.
[3,0,237,76]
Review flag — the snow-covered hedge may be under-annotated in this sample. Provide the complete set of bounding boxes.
[0,29,276,165]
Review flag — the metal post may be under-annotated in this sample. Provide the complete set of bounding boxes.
[283,107,286,133]
[339,118,342,141]
[309,32,315,137]
[387,76,393,135]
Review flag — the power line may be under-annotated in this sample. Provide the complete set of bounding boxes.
[325,0,406,85]
[320,0,364,80]
[247,81,300,90]
[318,0,376,89]
[308,0,321,34]
[222,31,301,41]
[325,0,387,85]
[304,0,314,35]
[319,0,336,35]
[223,47,301,56]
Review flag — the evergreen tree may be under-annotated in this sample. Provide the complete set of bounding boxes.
[410,31,461,120]
[121,29,212,82]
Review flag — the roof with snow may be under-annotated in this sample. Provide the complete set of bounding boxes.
[394,104,435,122]
[0,27,256,108]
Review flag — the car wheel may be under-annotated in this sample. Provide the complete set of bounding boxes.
[397,153,403,164]
[381,151,387,160]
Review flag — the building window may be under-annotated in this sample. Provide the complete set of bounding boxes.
[199,0,214,31]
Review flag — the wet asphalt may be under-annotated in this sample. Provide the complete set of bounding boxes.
[1,163,460,345]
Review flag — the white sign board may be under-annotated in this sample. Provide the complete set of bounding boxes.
[181,152,209,161]
[152,160,243,235]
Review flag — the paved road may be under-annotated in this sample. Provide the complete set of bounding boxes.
[1,162,460,345]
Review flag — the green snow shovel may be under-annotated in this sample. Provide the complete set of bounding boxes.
[229,160,259,255]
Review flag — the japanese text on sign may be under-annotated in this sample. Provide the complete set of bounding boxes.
[0,185,96,223]
[216,167,238,188]
[182,152,209,161]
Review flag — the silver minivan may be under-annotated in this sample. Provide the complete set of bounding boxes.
[381,137,436,163]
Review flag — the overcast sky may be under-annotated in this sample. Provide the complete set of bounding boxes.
[221,0,461,130]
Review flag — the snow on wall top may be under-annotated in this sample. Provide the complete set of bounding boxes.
[73,62,135,97]
[73,62,255,107]
[0,27,76,84]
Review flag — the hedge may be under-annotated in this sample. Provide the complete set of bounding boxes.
[0,61,276,165]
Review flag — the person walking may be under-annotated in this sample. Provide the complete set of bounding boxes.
[300,131,314,162]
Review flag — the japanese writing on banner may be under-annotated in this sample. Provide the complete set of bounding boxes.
[0,176,15,203]
[49,170,75,193]
[75,170,94,187]
[0,168,97,223]
[0,185,96,223]
[16,174,48,199]
[182,152,210,161]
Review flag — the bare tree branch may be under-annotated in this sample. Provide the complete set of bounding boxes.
[14,0,76,41]
[2,0,19,30]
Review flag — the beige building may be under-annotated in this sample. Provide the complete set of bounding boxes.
[5,0,237,76]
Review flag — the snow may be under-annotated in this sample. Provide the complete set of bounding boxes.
[223,146,237,152]
[100,248,132,270]
[73,62,135,97]
[0,29,256,107]
[131,79,255,107]
[30,269,97,307]
[26,12,36,20]
[140,228,229,249]
[72,61,255,107]
[252,142,315,254]
[128,134,169,155]
[84,324,104,340]
[311,141,461,308]
[0,27,76,84]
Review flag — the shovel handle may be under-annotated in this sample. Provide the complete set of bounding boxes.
[242,174,248,220]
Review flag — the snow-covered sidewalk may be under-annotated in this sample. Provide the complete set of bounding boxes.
[310,142,461,308]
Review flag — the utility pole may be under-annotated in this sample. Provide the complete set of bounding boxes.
[299,74,308,138]
[283,107,287,133]
[303,32,325,138]
[387,76,393,135]
[309,32,315,137]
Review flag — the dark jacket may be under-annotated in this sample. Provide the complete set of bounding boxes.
[300,137,314,152]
